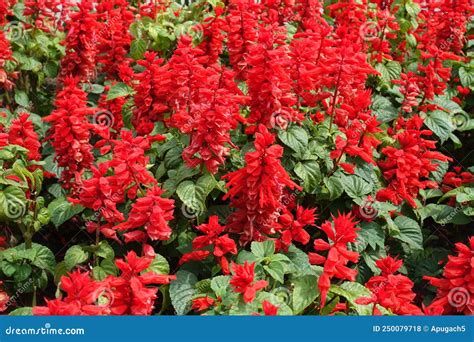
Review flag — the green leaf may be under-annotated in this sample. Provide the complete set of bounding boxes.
[14,91,29,107]
[340,175,372,199]
[170,270,197,315]
[210,275,230,298]
[354,221,385,252]
[106,82,134,101]
[324,176,344,200]
[47,197,84,228]
[130,39,147,60]
[459,67,474,87]
[286,245,314,276]
[376,61,401,85]
[264,261,285,283]
[371,95,398,123]
[176,174,216,216]
[64,245,88,270]
[278,125,308,156]
[29,243,56,273]
[9,307,33,316]
[144,254,170,275]
[424,110,453,143]
[95,241,114,260]
[294,161,321,193]
[292,275,319,314]
[251,240,275,258]
[330,281,374,315]
[394,216,423,250]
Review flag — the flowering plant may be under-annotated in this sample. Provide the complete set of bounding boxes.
[0,0,472,316]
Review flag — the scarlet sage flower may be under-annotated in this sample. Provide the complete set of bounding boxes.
[392,72,421,113]
[43,77,96,191]
[179,215,237,274]
[132,52,170,135]
[223,125,301,243]
[230,261,268,303]
[192,296,215,312]
[309,213,360,307]
[226,0,260,79]
[424,237,474,315]
[96,0,134,79]
[376,116,451,208]
[245,23,302,129]
[0,281,9,312]
[8,113,41,160]
[262,300,279,315]
[275,205,317,251]
[59,0,100,82]
[115,186,175,242]
[0,31,15,91]
[105,251,176,315]
[180,64,247,174]
[33,270,109,315]
[356,256,422,315]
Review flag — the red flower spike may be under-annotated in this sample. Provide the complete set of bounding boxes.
[223,125,302,243]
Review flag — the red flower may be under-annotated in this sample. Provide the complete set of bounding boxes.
[105,251,176,315]
[115,186,175,242]
[262,300,279,315]
[7,113,41,160]
[376,116,451,208]
[357,256,422,315]
[43,77,96,191]
[0,31,16,91]
[96,0,134,79]
[392,72,420,113]
[245,23,302,128]
[230,261,268,303]
[59,0,100,81]
[179,216,237,274]
[192,296,215,312]
[223,125,301,243]
[276,205,317,251]
[33,270,109,316]
[309,213,360,307]
[0,281,9,312]
[226,0,260,79]
[424,237,474,315]
[131,52,170,135]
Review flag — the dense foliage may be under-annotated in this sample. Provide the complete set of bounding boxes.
[0,0,473,316]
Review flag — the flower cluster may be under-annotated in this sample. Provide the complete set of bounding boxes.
[223,125,301,243]
[357,256,423,315]
[424,238,474,315]
[377,116,451,208]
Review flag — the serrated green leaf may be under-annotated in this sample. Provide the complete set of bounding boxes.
[170,270,197,315]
